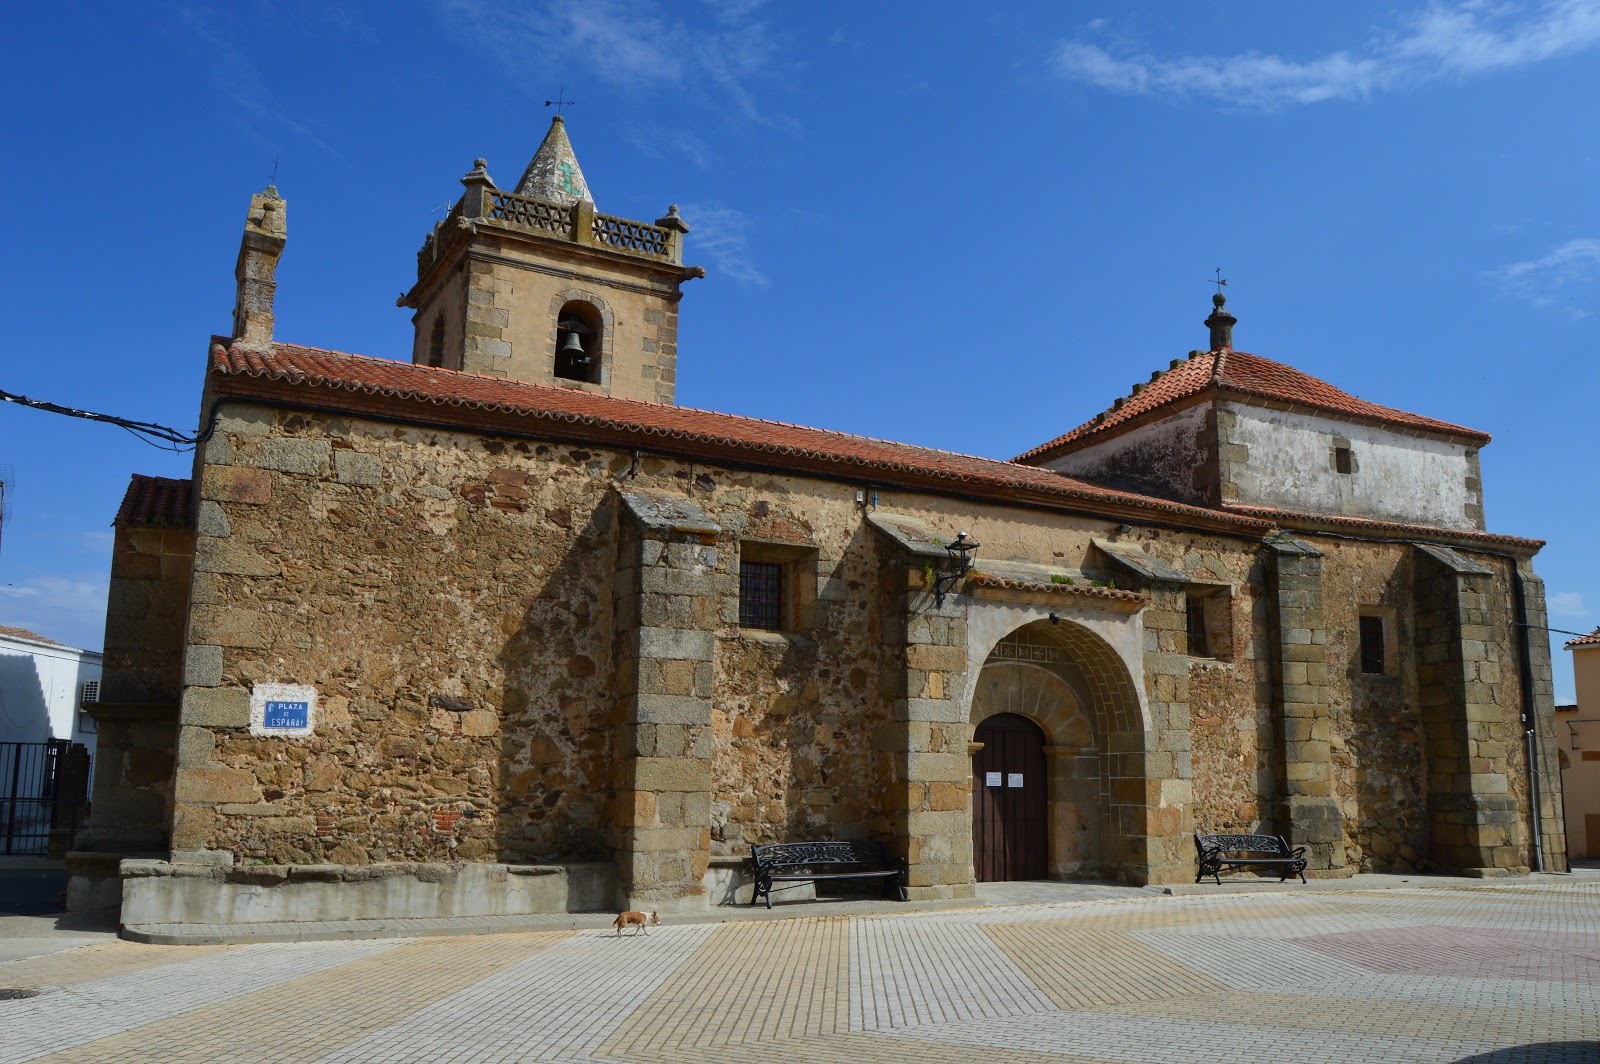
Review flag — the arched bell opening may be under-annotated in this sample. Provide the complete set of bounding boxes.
[968,616,1146,883]
[425,316,446,368]
[554,300,603,383]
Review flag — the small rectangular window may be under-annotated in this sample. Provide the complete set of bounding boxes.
[1335,446,1353,474]
[739,560,784,631]
[1186,596,1211,658]
[1359,614,1386,674]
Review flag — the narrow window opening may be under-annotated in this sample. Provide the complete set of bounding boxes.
[1186,596,1211,658]
[1335,445,1353,475]
[426,318,445,368]
[739,560,784,631]
[1359,615,1386,674]
[555,301,602,383]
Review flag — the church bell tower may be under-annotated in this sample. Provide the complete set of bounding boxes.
[399,116,703,404]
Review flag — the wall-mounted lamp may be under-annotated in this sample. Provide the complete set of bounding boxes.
[934,531,979,607]
[1048,612,1060,625]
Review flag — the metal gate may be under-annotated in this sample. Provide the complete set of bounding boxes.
[0,740,90,856]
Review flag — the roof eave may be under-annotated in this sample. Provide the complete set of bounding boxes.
[205,361,1274,539]
[1222,504,1542,556]
[399,217,704,310]
[1014,388,1215,465]
[1213,387,1492,447]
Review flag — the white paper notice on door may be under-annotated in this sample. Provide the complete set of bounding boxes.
[1007,773,1024,788]
[985,772,1002,787]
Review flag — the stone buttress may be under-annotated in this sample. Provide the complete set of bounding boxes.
[611,490,720,911]
[1266,534,1348,873]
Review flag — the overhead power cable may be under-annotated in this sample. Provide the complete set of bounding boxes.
[0,387,206,452]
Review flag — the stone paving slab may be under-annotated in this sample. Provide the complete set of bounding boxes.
[3,879,1599,1063]
[23,933,570,1064]
[0,939,400,1062]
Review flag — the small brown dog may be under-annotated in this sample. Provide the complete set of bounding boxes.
[613,910,659,936]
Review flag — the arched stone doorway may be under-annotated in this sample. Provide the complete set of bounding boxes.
[967,617,1146,881]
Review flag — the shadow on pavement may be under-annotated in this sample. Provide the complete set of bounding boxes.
[1452,1043,1600,1062]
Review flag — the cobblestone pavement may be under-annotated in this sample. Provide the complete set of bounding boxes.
[2,881,1599,1062]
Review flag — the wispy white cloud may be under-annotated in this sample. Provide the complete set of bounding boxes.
[0,575,109,652]
[1484,238,1600,318]
[166,1,349,162]
[680,204,767,286]
[628,126,715,171]
[1055,1,1600,108]
[1549,590,1591,618]
[434,0,791,128]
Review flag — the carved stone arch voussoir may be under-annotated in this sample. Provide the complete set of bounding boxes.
[969,660,1094,751]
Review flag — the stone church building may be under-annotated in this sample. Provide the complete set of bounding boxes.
[70,118,1568,924]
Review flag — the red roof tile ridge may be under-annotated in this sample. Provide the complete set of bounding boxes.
[1212,350,1488,442]
[969,571,1146,604]
[0,625,70,648]
[115,473,194,530]
[1013,353,1216,463]
[1566,628,1600,649]
[205,341,1276,533]
[1220,503,1543,551]
[1014,347,1490,465]
[250,341,1031,461]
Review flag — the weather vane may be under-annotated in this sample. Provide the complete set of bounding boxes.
[271,157,279,186]
[544,87,576,116]
[1210,267,1228,295]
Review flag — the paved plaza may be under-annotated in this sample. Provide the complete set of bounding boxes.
[1,879,1599,1062]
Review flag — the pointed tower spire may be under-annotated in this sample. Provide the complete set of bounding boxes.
[1205,291,1236,351]
[514,115,593,206]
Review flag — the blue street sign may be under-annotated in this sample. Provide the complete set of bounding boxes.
[264,700,310,729]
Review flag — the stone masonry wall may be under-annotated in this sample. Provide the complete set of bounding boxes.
[449,240,681,403]
[1317,539,1429,872]
[1265,536,1348,873]
[708,502,886,855]
[1158,538,1270,839]
[163,396,1536,895]
[610,491,718,911]
[102,526,194,705]
[78,524,194,855]
[1413,548,1526,873]
[175,404,624,865]
[875,541,973,900]
[1517,567,1569,871]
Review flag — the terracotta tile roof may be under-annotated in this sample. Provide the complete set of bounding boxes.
[1016,349,1491,464]
[206,341,1273,536]
[114,474,194,530]
[1221,503,1543,552]
[0,625,68,648]
[969,571,1146,605]
[1566,628,1600,649]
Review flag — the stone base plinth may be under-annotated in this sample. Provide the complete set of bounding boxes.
[66,850,135,911]
[121,860,614,928]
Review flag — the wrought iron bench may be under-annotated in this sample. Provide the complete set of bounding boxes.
[749,841,907,909]
[1194,832,1307,885]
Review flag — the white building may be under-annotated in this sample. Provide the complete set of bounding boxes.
[0,625,101,755]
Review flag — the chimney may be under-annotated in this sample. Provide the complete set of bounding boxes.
[232,186,287,350]
[1204,291,1236,351]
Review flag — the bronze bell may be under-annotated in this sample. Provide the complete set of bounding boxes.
[560,331,589,362]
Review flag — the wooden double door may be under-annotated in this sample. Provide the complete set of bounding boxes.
[972,713,1047,881]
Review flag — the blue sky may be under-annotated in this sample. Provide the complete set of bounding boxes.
[1,2,1596,699]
